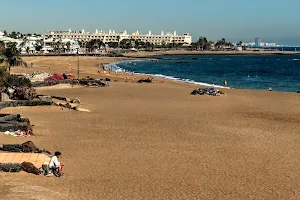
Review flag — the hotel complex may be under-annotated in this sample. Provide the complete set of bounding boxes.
[45,29,192,46]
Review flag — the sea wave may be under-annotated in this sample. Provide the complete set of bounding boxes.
[109,60,230,89]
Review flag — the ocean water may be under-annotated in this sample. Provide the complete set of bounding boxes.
[113,55,300,92]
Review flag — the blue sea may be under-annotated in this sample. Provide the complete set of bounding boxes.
[112,54,300,92]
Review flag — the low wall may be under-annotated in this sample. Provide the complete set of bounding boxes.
[32,79,107,87]
[0,100,52,110]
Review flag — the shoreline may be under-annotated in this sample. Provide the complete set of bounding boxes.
[105,56,299,93]
[12,55,300,93]
[104,60,231,89]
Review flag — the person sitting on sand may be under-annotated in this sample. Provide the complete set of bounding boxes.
[49,151,64,176]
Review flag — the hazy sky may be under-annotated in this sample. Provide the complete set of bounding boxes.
[0,0,299,44]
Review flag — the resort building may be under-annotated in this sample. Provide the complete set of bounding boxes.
[45,29,192,46]
[255,38,261,47]
[42,38,80,53]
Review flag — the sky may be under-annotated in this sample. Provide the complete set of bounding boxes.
[0,0,299,45]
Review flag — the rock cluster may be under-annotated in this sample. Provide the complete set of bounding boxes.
[137,78,153,83]
[20,162,41,175]
[12,87,37,100]
[191,88,225,96]
[31,79,108,87]
[0,114,32,134]
[0,141,51,154]
[0,162,41,175]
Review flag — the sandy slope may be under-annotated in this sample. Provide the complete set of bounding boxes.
[1,56,300,199]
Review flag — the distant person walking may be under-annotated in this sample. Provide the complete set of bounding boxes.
[224,80,227,87]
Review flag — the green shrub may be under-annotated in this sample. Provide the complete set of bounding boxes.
[0,65,31,88]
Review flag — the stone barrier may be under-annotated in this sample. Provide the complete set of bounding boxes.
[0,163,22,173]
[32,79,108,87]
[0,100,52,110]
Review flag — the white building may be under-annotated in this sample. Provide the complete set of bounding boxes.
[0,31,79,54]
[45,29,192,46]
[43,38,80,53]
[0,31,40,53]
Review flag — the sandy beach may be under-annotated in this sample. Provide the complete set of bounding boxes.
[1,56,300,199]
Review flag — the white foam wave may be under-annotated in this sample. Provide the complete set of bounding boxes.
[111,61,230,89]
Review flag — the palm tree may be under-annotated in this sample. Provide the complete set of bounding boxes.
[22,36,28,46]
[198,37,208,50]
[0,41,5,52]
[215,38,227,50]
[52,38,56,53]
[95,39,104,52]
[56,40,62,54]
[66,41,71,52]
[20,41,26,53]
[3,42,20,66]
[86,39,96,53]
[9,31,18,39]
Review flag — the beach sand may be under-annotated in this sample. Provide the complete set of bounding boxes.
[1,56,300,199]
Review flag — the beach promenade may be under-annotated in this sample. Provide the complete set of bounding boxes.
[1,56,300,199]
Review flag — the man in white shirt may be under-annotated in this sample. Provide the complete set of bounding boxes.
[49,151,64,176]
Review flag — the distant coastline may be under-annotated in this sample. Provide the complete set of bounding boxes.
[123,50,300,58]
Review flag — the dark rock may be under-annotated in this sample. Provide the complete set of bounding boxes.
[20,162,40,175]
[21,141,40,153]
[12,87,37,100]
[0,114,32,132]
[191,88,225,96]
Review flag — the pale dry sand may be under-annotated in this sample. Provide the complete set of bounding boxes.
[12,56,173,84]
[1,57,300,199]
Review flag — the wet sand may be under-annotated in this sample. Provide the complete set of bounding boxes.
[1,57,300,199]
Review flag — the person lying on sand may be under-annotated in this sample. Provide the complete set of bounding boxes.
[49,151,64,177]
